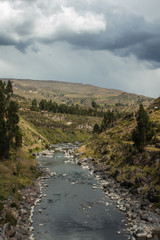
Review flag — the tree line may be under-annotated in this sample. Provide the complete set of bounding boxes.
[0,80,22,160]
[31,98,105,117]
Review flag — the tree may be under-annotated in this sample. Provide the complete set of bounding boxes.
[92,100,98,109]
[101,110,115,131]
[15,126,22,148]
[39,99,47,110]
[0,80,22,159]
[0,81,6,118]
[0,118,9,160]
[93,124,101,134]
[132,104,154,152]
[30,98,38,111]
[6,80,13,100]
[6,101,19,142]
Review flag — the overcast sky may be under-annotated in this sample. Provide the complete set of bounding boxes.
[0,0,160,98]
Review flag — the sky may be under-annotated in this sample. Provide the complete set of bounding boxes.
[0,0,160,98]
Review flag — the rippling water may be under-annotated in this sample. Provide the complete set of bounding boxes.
[32,143,131,240]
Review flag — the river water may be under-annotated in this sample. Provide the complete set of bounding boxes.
[33,143,130,240]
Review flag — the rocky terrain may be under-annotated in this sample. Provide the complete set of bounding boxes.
[76,154,160,240]
[0,165,54,240]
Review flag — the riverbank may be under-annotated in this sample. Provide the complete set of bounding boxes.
[75,154,160,240]
[0,163,54,240]
[0,180,39,239]
[1,145,159,240]
[32,144,130,240]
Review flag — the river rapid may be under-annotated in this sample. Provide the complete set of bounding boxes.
[32,143,158,240]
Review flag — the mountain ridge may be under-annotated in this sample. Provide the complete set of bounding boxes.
[1,78,154,112]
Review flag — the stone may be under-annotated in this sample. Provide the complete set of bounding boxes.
[38,209,42,213]
[135,229,147,238]
[146,233,153,238]
[8,229,16,238]
[20,209,28,216]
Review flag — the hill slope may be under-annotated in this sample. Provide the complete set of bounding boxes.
[1,78,154,111]
[78,105,160,207]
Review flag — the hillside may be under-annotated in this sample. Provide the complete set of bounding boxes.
[0,79,159,239]
[1,78,154,112]
[150,97,160,110]
[19,109,101,146]
[0,114,47,216]
[78,105,160,208]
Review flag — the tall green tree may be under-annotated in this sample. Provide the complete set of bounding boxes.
[0,81,6,117]
[15,126,22,148]
[0,118,9,160]
[0,80,21,159]
[6,101,19,142]
[101,110,115,131]
[132,104,154,152]
[6,80,13,100]
[30,98,38,111]
[92,100,98,109]
[93,123,101,134]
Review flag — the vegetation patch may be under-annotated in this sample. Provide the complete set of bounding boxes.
[80,104,160,207]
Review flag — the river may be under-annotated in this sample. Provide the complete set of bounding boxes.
[32,143,158,240]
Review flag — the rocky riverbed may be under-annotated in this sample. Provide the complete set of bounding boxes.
[75,154,160,240]
[0,165,53,240]
[0,145,159,240]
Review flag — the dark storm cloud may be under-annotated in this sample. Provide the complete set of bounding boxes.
[54,13,160,64]
[0,35,17,46]
[131,37,160,62]
[0,0,160,64]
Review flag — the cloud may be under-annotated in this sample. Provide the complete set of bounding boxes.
[0,0,160,98]
[0,1,106,51]
[35,6,106,43]
[0,0,160,65]
[1,42,160,98]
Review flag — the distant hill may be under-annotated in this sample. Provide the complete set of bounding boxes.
[150,97,160,110]
[1,78,154,111]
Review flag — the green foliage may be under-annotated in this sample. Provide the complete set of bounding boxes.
[15,127,22,148]
[91,100,98,109]
[0,80,22,160]
[101,110,122,131]
[132,104,154,152]
[30,98,39,111]
[93,123,101,134]
[7,101,19,141]
[0,118,9,159]
[38,98,103,117]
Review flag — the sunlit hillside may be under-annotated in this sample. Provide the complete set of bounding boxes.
[1,78,154,112]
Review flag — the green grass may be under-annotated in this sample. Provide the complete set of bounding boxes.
[79,113,160,207]
[20,110,100,144]
[0,149,41,217]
